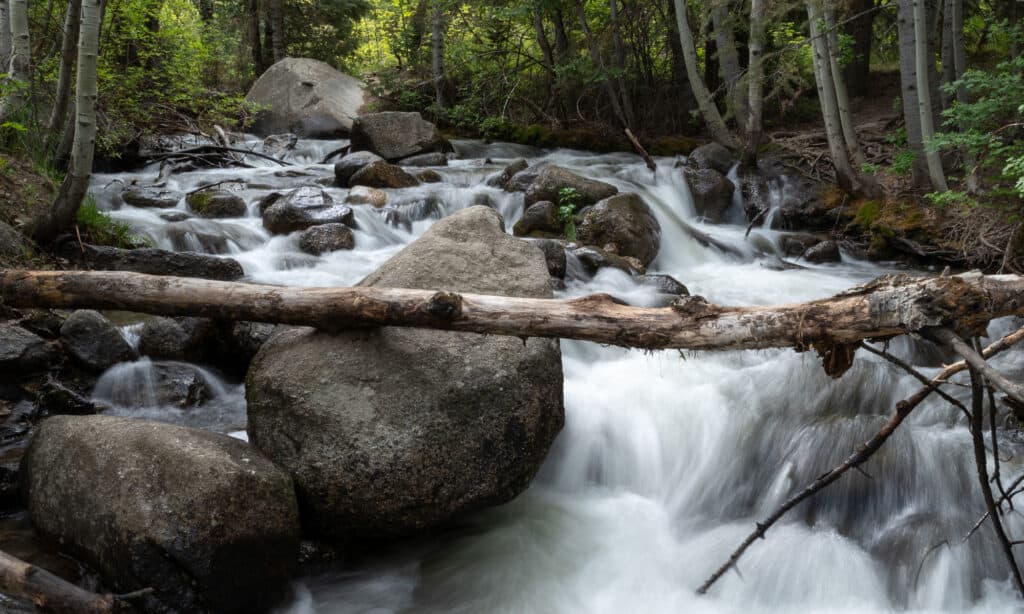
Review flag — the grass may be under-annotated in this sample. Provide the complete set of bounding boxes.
[76,198,151,249]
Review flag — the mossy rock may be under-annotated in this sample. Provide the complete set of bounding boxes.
[186,190,247,218]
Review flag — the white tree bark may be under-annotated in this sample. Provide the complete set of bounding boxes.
[0,0,11,72]
[806,1,860,195]
[0,0,29,120]
[744,0,765,163]
[47,0,82,138]
[671,0,736,149]
[30,0,101,243]
[824,4,867,167]
[913,0,948,191]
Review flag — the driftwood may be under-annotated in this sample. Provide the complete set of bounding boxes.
[0,548,149,613]
[144,145,291,168]
[1,270,1023,356]
[624,128,656,172]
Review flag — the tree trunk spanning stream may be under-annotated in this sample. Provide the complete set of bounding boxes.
[2,269,1023,360]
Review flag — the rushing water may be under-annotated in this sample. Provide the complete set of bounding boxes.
[84,137,1024,613]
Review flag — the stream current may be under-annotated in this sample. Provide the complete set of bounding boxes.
[85,137,1024,613]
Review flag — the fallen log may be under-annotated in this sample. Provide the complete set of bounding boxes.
[1,270,1023,355]
[0,548,148,613]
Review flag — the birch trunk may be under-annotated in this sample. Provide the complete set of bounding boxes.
[0,0,29,120]
[824,4,867,167]
[807,1,860,195]
[671,0,736,148]
[896,0,930,188]
[2,270,1023,356]
[430,2,447,109]
[913,0,948,191]
[744,0,765,164]
[46,0,82,138]
[950,0,978,192]
[710,1,746,127]
[30,0,101,244]
[0,0,11,71]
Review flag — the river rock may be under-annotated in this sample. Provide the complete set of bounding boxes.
[164,221,231,253]
[246,206,564,540]
[35,378,98,416]
[22,415,300,613]
[508,163,545,192]
[345,185,388,208]
[530,238,567,278]
[152,363,212,409]
[298,223,355,255]
[262,187,354,235]
[0,324,58,373]
[261,133,299,158]
[186,189,247,218]
[524,165,618,208]
[138,316,221,364]
[121,187,181,209]
[349,112,451,161]
[376,207,412,232]
[58,243,245,280]
[637,274,689,296]
[349,160,420,189]
[802,240,842,263]
[687,142,737,174]
[59,310,137,372]
[577,193,661,266]
[416,170,443,183]
[487,159,529,190]
[399,152,448,167]
[158,211,192,222]
[780,233,821,258]
[513,201,562,238]
[682,167,735,223]
[246,58,366,137]
[570,245,645,276]
[334,151,384,187]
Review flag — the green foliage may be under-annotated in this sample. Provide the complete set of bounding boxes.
[924,191,979,208]
[891,150,916,177]
[557,187,582,241]
[75,198,151,249]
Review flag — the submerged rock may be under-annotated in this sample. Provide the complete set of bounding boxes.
[59,310,137,372]
[22,415,300,613]
[246,57,366,137]
[246,206,564,540]
[121,187,181,209]
[524,165,618,208]
[349,111,450,161]
[577,193,661,267]
[802,240,842,264]
[262,187,354,235]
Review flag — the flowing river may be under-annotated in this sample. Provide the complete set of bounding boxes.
[79,137,1024,613]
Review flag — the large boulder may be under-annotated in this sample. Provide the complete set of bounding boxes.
[682,167,736,223]
[524,166,618,208]
[246,206,564,540]
[57,242,245,281]
[59,310,137,372]
[22,415,300,613]
[687,142,737,174]
[577,193,662,266]
[246,58,366,137]
[349,112,451,161]
[349,160,420,189]
[262,187,354,235]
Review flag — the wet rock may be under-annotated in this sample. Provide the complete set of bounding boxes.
[507,163,545,192]
[186,189,247,218]
[158,211,192,222]
[473,193,496,208]
[399,152,448,167]
[229,322,276,371]
[298,223,355,255]
[261,133,299,158]
[577,193,661,266]
[377,207,412,232]
[487,158,529,190]
[637,274,689,296]
[349,111,451,161]
[164,221,231,254]
[246,57,366,137]
[257,191,283,214]
[22,415,301,614]
[513,201,562,238]
[396,195,444,221]
[0,324,58,374]
[333,151,384,187]
[524,166,618,208]
[779,233,822,258]
[16,310,66,339]
[349,161,420,189]
[59,310,137,372]
[262,187,354,235]
[687,142,736,174]
[530,238,567,278]
[570,245,645,276]
[153,362,213,409]
[246,206,563,540]
[416,170,443,183]
[802,240,842,264]
[138,316,219,363]
[35,378,98,415]
[345,185,388,208]
[57,242,245,281]
[682,167,735,223]
[121,187,181,209]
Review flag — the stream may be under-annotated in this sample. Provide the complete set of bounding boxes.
[75,137,1024,613]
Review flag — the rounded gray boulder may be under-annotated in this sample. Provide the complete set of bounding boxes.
[246,58,366,137]
[246,206,564,540]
